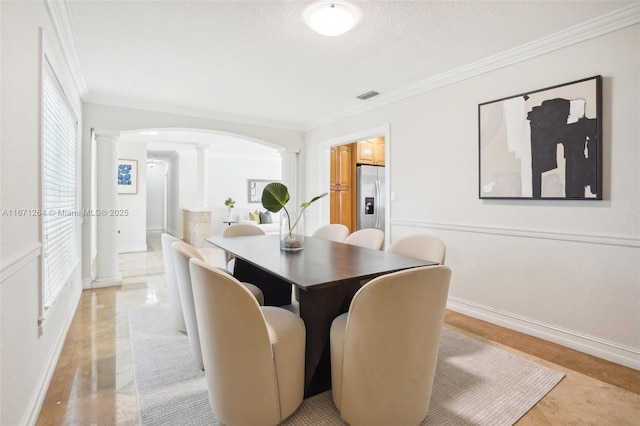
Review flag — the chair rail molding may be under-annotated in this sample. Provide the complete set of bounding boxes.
[0,243,42,284]
[391,219,640,248]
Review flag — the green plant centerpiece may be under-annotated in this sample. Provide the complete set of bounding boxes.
[224,197,236,221]
[224,197,236,208]
[261,182,327,251]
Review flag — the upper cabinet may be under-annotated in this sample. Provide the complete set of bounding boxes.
[355,137,385,166]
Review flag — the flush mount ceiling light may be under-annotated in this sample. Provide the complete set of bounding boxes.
[303,1,361,37]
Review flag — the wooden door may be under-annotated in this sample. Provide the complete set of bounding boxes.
[330,144,354,231]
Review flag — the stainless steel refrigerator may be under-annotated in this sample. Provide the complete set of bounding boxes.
[356,165,385,232]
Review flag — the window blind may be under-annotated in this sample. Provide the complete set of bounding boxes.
[42,58,79,307]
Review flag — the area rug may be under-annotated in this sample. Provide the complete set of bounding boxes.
[129,305,564,426]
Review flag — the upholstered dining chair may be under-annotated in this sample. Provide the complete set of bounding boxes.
[311,224,349,242]
[221,223,266,272]
[330,265,451,426]
[343,228,385,250]
[160,233,186,332]
[171,241,265,370]
[387,234,446,264]
[189,258,306,426]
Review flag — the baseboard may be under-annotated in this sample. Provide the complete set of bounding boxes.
[117,244,148,254]
[447,297,640,370]
[24,284,82,426]
[166,227,182,239]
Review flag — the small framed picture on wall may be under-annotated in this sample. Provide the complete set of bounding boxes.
[117,159,138,194]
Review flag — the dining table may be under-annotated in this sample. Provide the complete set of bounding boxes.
[206,234,436,397]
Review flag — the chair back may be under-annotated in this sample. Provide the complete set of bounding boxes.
[337,265,451,426]
[221,223,266,237]
[171,241,205,369]
[189,258,282,426]
[160,233,186,332]
[387,234,446,264]
[311,224,349,242]
[221,224,266,267]
[343,228,385,250]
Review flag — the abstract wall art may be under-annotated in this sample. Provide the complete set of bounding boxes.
[479,76,602,200]
[117,159,138,194]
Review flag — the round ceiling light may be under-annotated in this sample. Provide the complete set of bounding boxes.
[303,1,361,37]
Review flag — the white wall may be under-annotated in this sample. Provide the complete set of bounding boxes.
[0,2,85,425]
[305,25,640,368]
[146,161,166,232]
[171,149,282,238]
[208,153,281,236]
[116,142,147,252]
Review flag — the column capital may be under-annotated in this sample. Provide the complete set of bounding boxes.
[94,128,121,141]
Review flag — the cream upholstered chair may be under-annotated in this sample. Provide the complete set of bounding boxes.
[171,241,266,370]
[330,265,451,426]
[343,228,385,250]
[189,258,306,426]
[160,233,186,332]
[221,223,266,271]
[311,224,349,242]
[387,234,446,264]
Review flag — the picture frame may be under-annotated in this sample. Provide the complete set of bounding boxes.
[117,159,138,194]
[248,179,275,203]
[478,75,602,200]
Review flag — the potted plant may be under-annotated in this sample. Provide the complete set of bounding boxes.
[224,197,236,221]
[261,182,327,250]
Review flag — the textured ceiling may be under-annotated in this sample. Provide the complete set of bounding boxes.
[65,0,633,129]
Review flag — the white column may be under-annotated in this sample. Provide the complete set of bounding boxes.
[93,129,122,287]
[195,144,209,208]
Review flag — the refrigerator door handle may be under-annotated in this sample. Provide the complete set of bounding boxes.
[374,180,381,229]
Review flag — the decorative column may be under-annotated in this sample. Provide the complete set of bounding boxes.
[183,144,211,247]
[93,129,122,287]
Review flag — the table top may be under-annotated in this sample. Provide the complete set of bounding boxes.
[207,234,435,290]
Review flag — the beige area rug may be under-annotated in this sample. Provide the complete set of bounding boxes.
[129,305,564,426]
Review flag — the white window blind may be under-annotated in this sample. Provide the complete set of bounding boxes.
[42,58,79,307]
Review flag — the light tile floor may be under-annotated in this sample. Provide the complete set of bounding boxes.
[36,232,639,425]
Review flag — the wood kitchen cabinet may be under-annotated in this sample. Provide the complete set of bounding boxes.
[330,144,354,232]
[355,137,385,166]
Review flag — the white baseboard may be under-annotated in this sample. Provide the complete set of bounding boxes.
[166,227,182,239]
[447,297,640,370]
[24,284,82,426]
[117,244,148,254]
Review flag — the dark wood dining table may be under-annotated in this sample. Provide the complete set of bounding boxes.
[206,234,436,397]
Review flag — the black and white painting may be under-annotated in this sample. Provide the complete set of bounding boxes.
[479,76,602,200]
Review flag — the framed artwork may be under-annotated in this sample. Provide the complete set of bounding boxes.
[248,179,275,203]
[117,159,138,194]
[478,75,602,200]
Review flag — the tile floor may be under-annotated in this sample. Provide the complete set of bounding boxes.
[36,232,639,425]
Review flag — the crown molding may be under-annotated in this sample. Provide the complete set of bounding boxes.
[305,3,640,131]
[83,96,306,132]
[44,0,89,98]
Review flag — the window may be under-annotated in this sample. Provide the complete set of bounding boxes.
[42,57,79,307]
